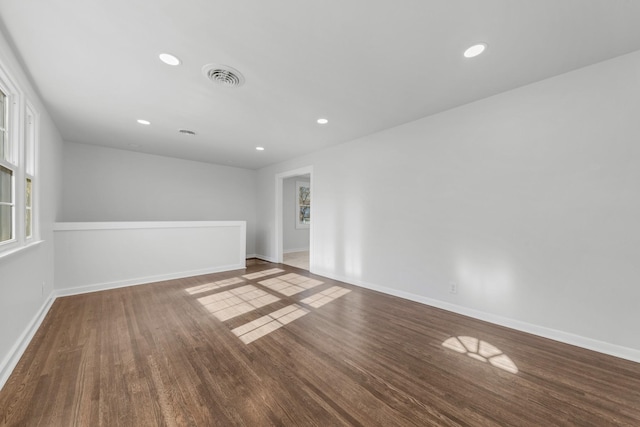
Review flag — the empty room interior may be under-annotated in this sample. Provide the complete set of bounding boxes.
[1,1,640,425]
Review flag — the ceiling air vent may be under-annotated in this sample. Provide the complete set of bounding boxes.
[178,129,196,136]
[202,64,245,87]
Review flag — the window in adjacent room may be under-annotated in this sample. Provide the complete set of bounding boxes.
[295,181,310,229]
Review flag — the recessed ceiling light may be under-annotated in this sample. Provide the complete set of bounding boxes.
[256,146,265,151]
[137,119,151,125]
[464,43,487,58]
[317,118,329,125]
[159,53,181,66]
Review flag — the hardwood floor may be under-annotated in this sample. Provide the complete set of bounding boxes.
[282,251,310,271]
[1,261,639,426]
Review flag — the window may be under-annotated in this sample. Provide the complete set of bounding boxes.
[295,181,310,229]
[0,59,39,256]
[0,164,12,242]
[25,177,32,238]
[25,103,37,240]
[0,87,8,158]
[0,86,14,244]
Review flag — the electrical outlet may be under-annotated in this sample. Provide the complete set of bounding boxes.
[449,282,458,294]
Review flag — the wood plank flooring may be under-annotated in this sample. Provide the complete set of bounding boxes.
[1,261,639,426]
[282,251,310,271]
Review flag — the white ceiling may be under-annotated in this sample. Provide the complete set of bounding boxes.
[1,1,640,169]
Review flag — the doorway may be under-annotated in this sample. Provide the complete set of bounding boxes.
[275,166,313,271]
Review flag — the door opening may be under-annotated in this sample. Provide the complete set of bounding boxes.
[275,166,313,271]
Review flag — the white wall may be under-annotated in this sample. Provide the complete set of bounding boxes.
[61,142,258,255]
[283,176,310,252]
[255,50,640,360]
[54,221,246,295]
[0,29,63,385]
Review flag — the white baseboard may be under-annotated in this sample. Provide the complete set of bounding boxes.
[253,254,278,263]
[283,247,309,254]
[0,293,56,391]
[55,263,246,298]
[312,268,640,364]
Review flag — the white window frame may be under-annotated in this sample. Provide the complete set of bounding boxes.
[0,163,15,245]
[0,58,40,260]
[295,180,310,229]
[24,101,38,242]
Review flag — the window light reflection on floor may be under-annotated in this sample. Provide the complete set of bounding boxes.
[231,284,352,345]
[242,268,285,280]
[300,286,351,308]
[232,304,309,344]
[197,285,280,321]
[185,277,245,295]
[193,268,353,345]
[259,273,324,296]
[442,336,518,374]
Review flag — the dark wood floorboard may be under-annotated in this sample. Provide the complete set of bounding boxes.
[1,261,639,426]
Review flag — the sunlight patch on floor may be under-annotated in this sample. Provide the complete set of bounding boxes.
[242,268,285,280]
[259,273,323,296]
[230,283,351,344]
[185,277,245,295]
[300,286,351,308]
[193,268,353,345]
[232,304,309,344]
[442,336,518,374]
[197,285,280,321]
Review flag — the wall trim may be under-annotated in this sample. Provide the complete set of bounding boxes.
[253,254,278,263]
[53,220,244,232]
[312,268,640,364]
[54,221,247,294]
[55,263,245,298]
[0,293,56,391]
